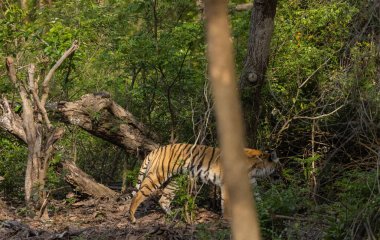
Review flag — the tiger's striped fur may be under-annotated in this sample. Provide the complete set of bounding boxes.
[129,143,279,223]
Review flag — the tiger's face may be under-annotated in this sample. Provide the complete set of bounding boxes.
[244,148,279,180]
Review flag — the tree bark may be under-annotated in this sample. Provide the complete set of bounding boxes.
[61,160,117,198]
[55,93,159,153]
[240,0,277,145]
[204,0,261,239]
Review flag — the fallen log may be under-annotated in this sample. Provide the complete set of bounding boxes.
[55,93,159,153]
[53,94,161,198]
[61,160,118,198]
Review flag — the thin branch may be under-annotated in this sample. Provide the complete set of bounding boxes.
[294,105,344,120]
[40,40,79,106]
[298,57,332,89]
[274,105,345,144]
[271,214,328,224]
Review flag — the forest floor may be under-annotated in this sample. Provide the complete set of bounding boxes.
[0,197,227,240]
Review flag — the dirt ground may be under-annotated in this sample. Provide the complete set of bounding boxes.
[0,197,228,240]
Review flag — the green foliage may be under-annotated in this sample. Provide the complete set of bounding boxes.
[169,175,198,223]
[292,154,320,179]
[62,129,127,184]
[123,166,139,187]
[196,223,231,240]
[16,206,35,218]
[255,182,311,239]
[254,169,380,239]
[324,170,380,239]
[270,0,358,106]
[0,136,26,200]
[65,195,77,205]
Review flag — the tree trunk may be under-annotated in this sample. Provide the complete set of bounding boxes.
[240,0,277,145]
[204,0,261,239]
[3,42,78,207]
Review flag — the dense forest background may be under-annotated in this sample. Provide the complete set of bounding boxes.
[0,0,379,239]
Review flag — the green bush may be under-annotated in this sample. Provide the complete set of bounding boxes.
[325,170,380,239]
[0,136,26,200]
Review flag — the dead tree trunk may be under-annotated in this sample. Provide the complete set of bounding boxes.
[54,93,159,153]
[61,160,117,198]
[1,42,78,207]
[204,0,261,239]
[240,0,277,145]
[52,93,160,197]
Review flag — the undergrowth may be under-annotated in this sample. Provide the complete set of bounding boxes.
[255,168,380,239]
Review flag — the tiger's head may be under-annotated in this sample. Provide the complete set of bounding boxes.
[244,148,279,180]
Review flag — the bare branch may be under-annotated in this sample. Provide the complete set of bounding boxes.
[234,3,253,11]
[28,64,52,129]
[274,104,345,145]
[5,57,36,142]
[0,96,27,143]
[298,57,332,89]
[40,40,79,106]
[294,105,345,120]
[5,57,18,85]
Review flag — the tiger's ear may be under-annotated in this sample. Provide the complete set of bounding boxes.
[244,148,263,158]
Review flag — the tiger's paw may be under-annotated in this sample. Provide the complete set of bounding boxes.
[129,213,136,224]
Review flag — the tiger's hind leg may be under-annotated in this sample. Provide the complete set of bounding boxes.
[129,174,163,223]
[158,180,178,214]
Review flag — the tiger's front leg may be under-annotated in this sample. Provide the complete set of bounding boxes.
[250,178,262,201]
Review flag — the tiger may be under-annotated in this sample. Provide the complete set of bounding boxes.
[128,143,279,223]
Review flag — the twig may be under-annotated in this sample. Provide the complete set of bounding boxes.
[298,57,332,89]
[294,104,345,120]
[41,40,79,106]
[272,214,309,222]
